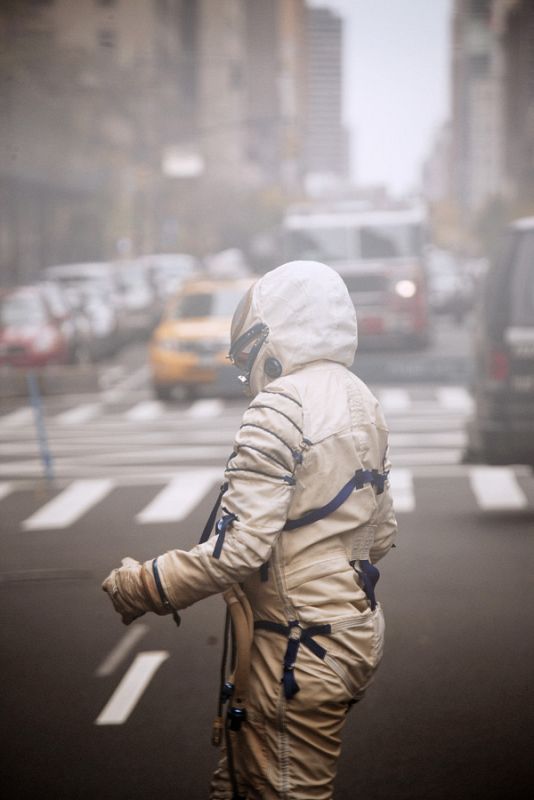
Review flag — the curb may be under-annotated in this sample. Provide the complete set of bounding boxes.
[0,366,101,398]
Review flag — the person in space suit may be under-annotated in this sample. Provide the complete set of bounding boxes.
[102,260,398,800]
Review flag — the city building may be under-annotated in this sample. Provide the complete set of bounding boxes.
[303,5,350,189]
[450,0,506,219]
[500,0,534,214]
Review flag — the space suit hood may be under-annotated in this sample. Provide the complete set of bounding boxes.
[230,260,358,395]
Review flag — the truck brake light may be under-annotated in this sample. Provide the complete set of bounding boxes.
[488,349,509,382]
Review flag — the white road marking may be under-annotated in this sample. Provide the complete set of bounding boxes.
[469,467,528,511]
[125,401,164,421]
[186,399,224,418]
[136,468,221,523]
[64,446,231,464]
[103,365,150,402]
[388,468,415,512]
[54,403,101,425]
[99,365,125,389]
[436,386,474,412]
[21,479,114,530]
[378,389,411,411]
[95,651,169,725]
[389,431,466,448]
[95,623,149,677]
[0,482,13,502]
[0,408,33,428]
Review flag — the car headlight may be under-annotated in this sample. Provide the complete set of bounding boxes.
[394,280,417,299]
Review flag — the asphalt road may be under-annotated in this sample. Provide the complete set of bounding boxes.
[1,318,533,799]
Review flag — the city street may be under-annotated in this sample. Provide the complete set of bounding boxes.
[1,319,533,799]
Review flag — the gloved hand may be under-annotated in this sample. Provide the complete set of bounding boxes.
[102,557,169,626]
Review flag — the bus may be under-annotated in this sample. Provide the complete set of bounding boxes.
[282,205,431,349]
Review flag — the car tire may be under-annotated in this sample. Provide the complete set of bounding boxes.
[153,384,173,401]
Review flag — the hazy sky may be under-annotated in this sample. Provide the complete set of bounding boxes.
[308,0,452,195]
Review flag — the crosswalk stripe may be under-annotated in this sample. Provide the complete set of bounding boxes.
[469,467,528,511]
[0,482,13,502]
[95,651,169,725]
[390,431,466,448]
[136,468,221,524]
[436,386,473,412]
[54,403,101,425]
[186,399,225,418]
[378,389,411,411]
[390,449,461,467]
[21,479,114,530]
[0,408,33,428]
[125,401,164,421]
[388,468,415,512]
[95,623,149,677]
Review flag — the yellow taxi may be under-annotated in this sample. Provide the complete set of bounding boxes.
[149,276,254,400]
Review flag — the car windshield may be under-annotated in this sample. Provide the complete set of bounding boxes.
[285,222,422,261]
[1,294,47,326]
[510,230,534,325]
[359,223,421,259]
[172,290,243,319]
[284,228,350,261]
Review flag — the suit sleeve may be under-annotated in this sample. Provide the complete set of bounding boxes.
[157,387,304,609]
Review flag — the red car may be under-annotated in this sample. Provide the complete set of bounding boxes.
[0,286,70,368]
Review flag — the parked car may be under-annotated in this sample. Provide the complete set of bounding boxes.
[140,253,199,304]
[63,283,120,361]
[115,260,160,338]
[43,262,120,298]
[426,248,474,323]
[465,217,534,467]
[149,276,254,400]
[0,285,71,367]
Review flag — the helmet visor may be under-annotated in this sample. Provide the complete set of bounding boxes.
[228,322,269,378]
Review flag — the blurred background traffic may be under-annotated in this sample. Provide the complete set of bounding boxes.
[2,0,533,469]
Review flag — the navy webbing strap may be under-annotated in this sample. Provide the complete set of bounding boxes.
[213,513,238,559]
[283,468,388,532]
[152,558,181,627]
[199,482,228,544]
[254,620,332,699]
[356,559,380,611]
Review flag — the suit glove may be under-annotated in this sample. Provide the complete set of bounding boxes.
[102,557,170,626]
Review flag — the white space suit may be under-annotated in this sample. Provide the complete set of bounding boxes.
[103,261,398,799]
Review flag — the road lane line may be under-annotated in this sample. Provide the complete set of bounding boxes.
[0,408,33,428]
[136,468,221,524]
[378,389,411,411]
[95,651,169,725]
[0,482,13,502]
[95,624,149,677]
[436,386,473,412]
[390,450,461,466]
[469,467,528,511]
[103,365,149,402]
[21,479,114,530]
[389,431,466,448]
[54,403,101,425]
[186,399,224,418]
[388,468,415,512]
[125,401,164,421]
